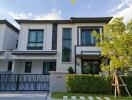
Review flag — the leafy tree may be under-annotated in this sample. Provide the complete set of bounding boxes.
[71,0,75,5]
[93,17,132,97]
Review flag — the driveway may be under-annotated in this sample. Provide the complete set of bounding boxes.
[0,92,49,100]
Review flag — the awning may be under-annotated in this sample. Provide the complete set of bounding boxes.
[77,51,101,58]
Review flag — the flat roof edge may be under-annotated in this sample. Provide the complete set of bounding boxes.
[0,20,19,33]
[15,17,113,24]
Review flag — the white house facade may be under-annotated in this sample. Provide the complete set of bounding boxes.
[0,20,19,72]
[0,17,113,74]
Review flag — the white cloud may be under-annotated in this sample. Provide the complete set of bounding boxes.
[9,12,32,19]
[8,9,62,20]
[34,10,62,20]
[110,0,132,23]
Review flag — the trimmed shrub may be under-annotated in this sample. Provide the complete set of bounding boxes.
[68,66,74,74]
[66,74,132,95]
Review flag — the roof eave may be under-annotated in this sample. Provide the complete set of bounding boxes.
[0,20,19,33]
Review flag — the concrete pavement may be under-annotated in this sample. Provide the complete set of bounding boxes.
[0,92,50,100]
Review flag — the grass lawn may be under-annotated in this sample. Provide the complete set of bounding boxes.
[51,92,132,100]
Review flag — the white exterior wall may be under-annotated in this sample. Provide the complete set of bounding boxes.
[0,24,18,73]
[2,25,18,50]
[18,23,53,51]
[12,22,106,74]
[0,24,18,50]
[0,24,6,50]
[57,23,105,73]
[0,60,9,72]
[57,24,76,72]
[14,60,46,74]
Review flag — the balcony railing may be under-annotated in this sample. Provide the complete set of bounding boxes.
[75,45,101,57]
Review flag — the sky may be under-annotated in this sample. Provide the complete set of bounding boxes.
[0,0,132,28]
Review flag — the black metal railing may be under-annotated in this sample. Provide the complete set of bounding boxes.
[0,74,49,91]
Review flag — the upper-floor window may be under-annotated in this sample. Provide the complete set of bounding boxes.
[27,29,44,50]
[81,29,96,46]
[62,28,72,62]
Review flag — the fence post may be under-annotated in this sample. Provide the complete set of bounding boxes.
[49,71,67,92]
[16,74,19,91]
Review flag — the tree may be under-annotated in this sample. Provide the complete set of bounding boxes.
[71,0,75,5]
[68,66,74,74]
[93,17,132,97]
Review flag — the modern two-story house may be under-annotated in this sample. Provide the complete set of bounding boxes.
[0,20,19,72]
[10,17,112,74]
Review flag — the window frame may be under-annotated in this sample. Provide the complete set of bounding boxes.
[27,29,44,50]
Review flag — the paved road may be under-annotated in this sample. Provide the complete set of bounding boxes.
[0,92,49,100]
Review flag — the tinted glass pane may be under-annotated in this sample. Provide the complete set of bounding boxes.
[82,60,100,74]
[29,31,36,42]
[81,30,90,45]
[43,62,56,75]
[63,29,71,39]
[62,28,72,62]
[25,62,32,73]
[37,31,43,42]
[28,43,35,47]
[62,50,71,62]
[81,30,96,45]
[8,61,12,72]
[63,40,71,49]
[36,43,43,47]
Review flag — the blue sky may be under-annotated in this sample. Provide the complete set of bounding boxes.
[0,0,132,27]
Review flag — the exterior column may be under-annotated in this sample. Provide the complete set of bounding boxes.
[49,71,67,92]
[12,60,15,73]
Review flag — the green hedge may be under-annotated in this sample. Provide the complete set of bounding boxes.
[66,74,132,95]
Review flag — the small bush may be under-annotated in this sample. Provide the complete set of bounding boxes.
[68,66,74,74]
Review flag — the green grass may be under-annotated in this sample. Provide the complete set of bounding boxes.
[51,92,132,100]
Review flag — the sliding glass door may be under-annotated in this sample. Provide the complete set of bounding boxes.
[81,59,100,74]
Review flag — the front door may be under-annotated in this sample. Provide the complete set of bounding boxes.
[43,62,56,75]
[81,59,100,74]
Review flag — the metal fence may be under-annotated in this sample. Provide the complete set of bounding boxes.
[0,74,49,91]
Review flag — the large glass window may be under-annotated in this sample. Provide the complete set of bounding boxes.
[28,30,44,50]
[62,28,72,62]
[81,29,96,46]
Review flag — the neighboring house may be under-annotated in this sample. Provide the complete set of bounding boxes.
[0,20,19,72]
[11,17,112,74]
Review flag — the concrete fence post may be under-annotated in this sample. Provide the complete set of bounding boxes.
[49,71,67,92]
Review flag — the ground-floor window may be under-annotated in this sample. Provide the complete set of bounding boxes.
[43,62,56,75]
[25,62,32,73]
[81,59,101,74]
[7,61,12,72]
